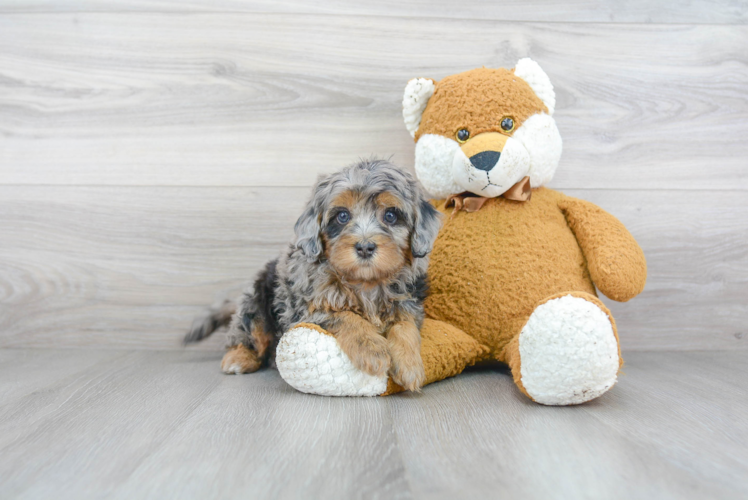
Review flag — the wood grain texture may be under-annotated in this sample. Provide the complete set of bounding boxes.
[0,186,745,351]
[0,348,127,404]
[0,350,224,498]
[1,14,747,190]
[388,351,748,500]
[0,186,299,350]
[0,0,746,24]
[0,349,745,499]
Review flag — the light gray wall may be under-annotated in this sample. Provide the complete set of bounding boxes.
[1,1,746,350]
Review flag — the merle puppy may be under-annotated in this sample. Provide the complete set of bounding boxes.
[185,159,442,391]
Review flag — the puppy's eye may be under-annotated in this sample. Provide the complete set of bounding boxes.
[336,210,350,224]
[384,209,398,224]
[456,128,470,143]
[501,117,514,132]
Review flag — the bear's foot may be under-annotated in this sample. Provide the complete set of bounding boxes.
[516,293,621,405]
[276,319,489,397]
[276,323,388,397]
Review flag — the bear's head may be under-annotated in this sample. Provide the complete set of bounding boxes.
[402,58,562,199]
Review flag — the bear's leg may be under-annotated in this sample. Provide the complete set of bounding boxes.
[504,292,622,406]
[276,319,489,397]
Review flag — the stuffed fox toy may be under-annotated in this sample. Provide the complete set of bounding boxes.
[275,58,647,405]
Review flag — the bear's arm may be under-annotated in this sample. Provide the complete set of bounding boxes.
[558,196,647,302]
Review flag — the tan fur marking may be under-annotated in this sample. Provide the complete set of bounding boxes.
[331,311,391,377]
[376,192,404,211]
[367,234,406,279]
[221,344,262,374]
[250,322,274,359]
[387,318,425,391]
[327,233,361,276]
[331,189,359,210]
[328,233,405,283]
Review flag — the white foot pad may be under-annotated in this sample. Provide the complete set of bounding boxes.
[519,295,619,405]
[276,326,388,397]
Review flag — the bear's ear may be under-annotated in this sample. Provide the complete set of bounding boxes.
[402,78,435,138]
[514,58,556,115]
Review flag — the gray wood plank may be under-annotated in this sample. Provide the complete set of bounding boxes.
[581,351,748,493]
[0,0,746,24]
[0,186,745,351]
[110,370,411,500]
[0,350,224,499]
[0,349,127,405]
[0,186,299,350]
[1,14,746,190]
[387,351,748,499]
[0,349,745,499]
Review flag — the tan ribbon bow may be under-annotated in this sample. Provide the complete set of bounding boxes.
[445,176,532,218]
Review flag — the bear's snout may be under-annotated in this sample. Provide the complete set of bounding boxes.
[469,150,501,171]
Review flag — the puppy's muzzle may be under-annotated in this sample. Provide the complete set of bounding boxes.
[355,240,377,259]
[461,132,508,172]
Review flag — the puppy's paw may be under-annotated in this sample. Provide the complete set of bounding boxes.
[341,334,392,378]
[277,325,389,397]
[221,344,262,374]
[389,352,426,392]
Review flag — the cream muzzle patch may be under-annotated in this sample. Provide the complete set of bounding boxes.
[452,133,531,198]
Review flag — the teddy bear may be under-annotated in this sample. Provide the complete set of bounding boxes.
[275,58,647,405]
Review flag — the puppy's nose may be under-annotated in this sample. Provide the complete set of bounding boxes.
[469,151,501,172]
[355,241,377,259]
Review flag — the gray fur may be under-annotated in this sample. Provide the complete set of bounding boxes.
[183,299,236,344]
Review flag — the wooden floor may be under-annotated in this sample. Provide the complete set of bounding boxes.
[0,349,745,500]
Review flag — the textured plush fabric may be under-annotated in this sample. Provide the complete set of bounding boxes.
[382,319,490,395]
[276,323,389,397]
[513,58,556,114]
[403,78,436,138]
[414,133,464,198]
[407,61,563,200]
[415,67,547,142]
[504,291,622,404]
[559,198,647,302]
[420,188,644,403]
[427,188,594,358]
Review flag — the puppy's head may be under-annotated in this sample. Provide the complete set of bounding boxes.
[294,159,442,282]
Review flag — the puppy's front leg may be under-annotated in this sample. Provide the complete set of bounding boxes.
[329,311,391,377]
[387,319,425,392]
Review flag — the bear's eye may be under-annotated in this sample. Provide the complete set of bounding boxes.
[336,210,350,224]
[456,128,470,143]
[384,208,398,225]
[501,117,514,132]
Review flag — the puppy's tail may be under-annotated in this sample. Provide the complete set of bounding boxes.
[184,299,236,344]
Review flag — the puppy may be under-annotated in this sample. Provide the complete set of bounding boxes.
[185,159,442,391]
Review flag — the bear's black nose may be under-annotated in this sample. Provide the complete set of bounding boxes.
[469,151,501,171]
[355,241,377,259]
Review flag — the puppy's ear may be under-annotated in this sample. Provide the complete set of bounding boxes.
[294,202,323,262]
[411,198,442,259]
